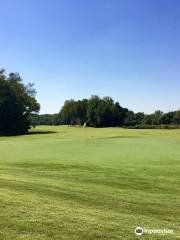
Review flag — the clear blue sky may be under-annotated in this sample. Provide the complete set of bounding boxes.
[0,0,180,114]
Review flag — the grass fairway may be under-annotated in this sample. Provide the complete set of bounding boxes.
[0,126,179,240]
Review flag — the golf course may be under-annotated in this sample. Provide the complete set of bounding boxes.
[0,126,179,239]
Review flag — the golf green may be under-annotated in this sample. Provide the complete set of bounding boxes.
[0,126,179,239]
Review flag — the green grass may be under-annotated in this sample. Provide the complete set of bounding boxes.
[0,126,180,240]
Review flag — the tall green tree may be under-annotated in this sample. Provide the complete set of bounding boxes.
[173,110,180,124]
[152,110,163,125]
[60,100,76,125]
[60,99,88,126]
[87,95,101,127]
[95,97,115,127]
[0,69,40,135]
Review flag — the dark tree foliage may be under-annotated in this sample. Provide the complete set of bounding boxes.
[28,95,180,129]
[57,96,180,128]
[87,96,127,127]
[173,110,180,124]
[1,68,179,130]
[0,69,40,135]
[30,94,180,128]
[86,95,101,127]
[161,111,174,124]
[113,102,127,126]
[59,95,131,127]
[30,114,61,126]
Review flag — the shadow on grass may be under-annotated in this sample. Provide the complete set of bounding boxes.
[27,130,57,135]
[0,130,57,137]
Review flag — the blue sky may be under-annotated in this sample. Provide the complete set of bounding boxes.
[0,0,180,114]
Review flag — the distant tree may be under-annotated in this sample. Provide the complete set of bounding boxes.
[143,114,153,125]
[87,95,101,127]
[58,95,180,128]
[75,99,88,125]
[30,114,61,126]
[151,110,163,125]
[113,102,124,126]
[60,96,147,128]
[60,99,76,125]
[124,110,136,126]
[0,69,40,135]
[134,112,145,125]
[161,111,174,124]
[86,96,115,127]
[173,110,180,124]
[96,97,115,127]
[60,99,88,126]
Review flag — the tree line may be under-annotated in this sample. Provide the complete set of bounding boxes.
[32,96,180,128]
[0,68,180,135]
